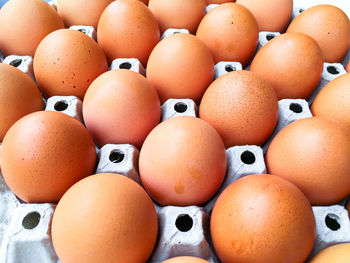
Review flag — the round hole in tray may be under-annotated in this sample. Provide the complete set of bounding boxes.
[119,62,132,70]
[266,34,276,41]
[174,102,188,113]
[299,8,304,13]
[240,150,256,165]
[325,213,341,231]
[9,59,22,67]
[22,212,41,230]
[109,150,125,163]
[78,28,87,34]
[54,100,68,111]
[225,64,236,72]
[327,66,340,75]
[289,103,303,113]
[175,214,193,232]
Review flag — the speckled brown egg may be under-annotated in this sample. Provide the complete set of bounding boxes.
[0,0,64,56]
[33,29,108,100]
[162,257,210,263]
[52,173,158,263]
[199,70,278,148]
[149,0,206,34]
[83,69,160,148]
[57,0,114,28]
[310,243,350,263]
[0,63,43,141]
[211,174,316,263]
[312,73,350,129]
[196,3,258,66]
[236,0,293,32]
[0,111,96,203]
[287,5,350,62]
[266,117,350,205]
[250,32,324,99]
[97,0,160,66]
[146,33,214,103]
[139,116,227,206]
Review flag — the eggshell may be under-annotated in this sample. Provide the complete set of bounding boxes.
[287,5,350,62]
[310,243,350,263]
[139,116,227,206]
[312,73,350,129]
[0,0,64,56]
[149,0,206,34]
[211,174,316,263]
[199,70,278,148]
[196,3,258,66]
[0,111,96,203]
[206,0,235,4]
[236,0,293,32]
[83,69,160,148]
[162,257,210,263]
[146,33,214,103]
[52,173,158,263]
[57,0,114,28]
[0,63,43,141]
[250,32,324,99]
[266,117,350,205]
[97,0,160,66]
[34,29,108,100]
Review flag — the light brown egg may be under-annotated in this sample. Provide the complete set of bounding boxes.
[211,174,316,263]
[287,5,350,62]
[196,3,258,66]
[146,33,214,103]
[250,32,324,99]
[0,63,43,141]
[266,117,350,205]
[236,0,293,32]
[57,0,114,28]
[199,70,278,148]
[149,0,206,34]
[207,0,235,4]
[52,173,158,263]
[83,69,160,148]
[139,116,227,206]
[310,243,350,263]
[97,0,160,66]
[33,29,108,100]
[162,257,210,263]
[0,111,96,203]
[312,73,350,129]
[0,0,64,56]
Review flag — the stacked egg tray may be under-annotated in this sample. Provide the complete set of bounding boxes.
[0,1,350,263]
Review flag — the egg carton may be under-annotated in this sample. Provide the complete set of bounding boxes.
[48,0,57,10]
[161,28,190,40]
[69,25,97,41]
[161,99,197,122]
[45,96,83,123]
[3,55,34,80]
[0,50,4,62]
[110,58,146,76]
[205,4,218,14]
[214,61,242,79]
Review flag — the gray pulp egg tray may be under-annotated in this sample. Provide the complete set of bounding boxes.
[1,3,350,263]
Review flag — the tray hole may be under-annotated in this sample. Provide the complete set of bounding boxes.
[174,102,188,113]
[241,150,256,165]
[9,59,22,67]
[225,64,236,72]
[266,34,276,41]
[109,150,125,163]
[325,213,341,231]
[327,66,340,75]
[22,212,41,230]
[176,214,193,232]
[299,8,304,13]
[78,28,87,34]
[54,100,68,111]
[119,62,132,70]
[289,103,303,113]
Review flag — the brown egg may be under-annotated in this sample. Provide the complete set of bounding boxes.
[0,111,96,203]
[97,0,160,66]
[139,116,227,206]
[83,69,160,148]
[52,173,158,263]
[34,29,108,100]
[310,243,350,263]
[250,32,324,99]
[312,73,350,129]
[211,174,315,263]
[146,33,214,103]
[236,0,293,32]
[0,0,64,56]
[57,0,114,28]
[0,64,43,141]
[287,5,350,62]
[149,0,206,34]
[162,257,210,263]
[266,117,350,205]
[196,3,258,66]
[207,0,235,4]
[199,70,278,148]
